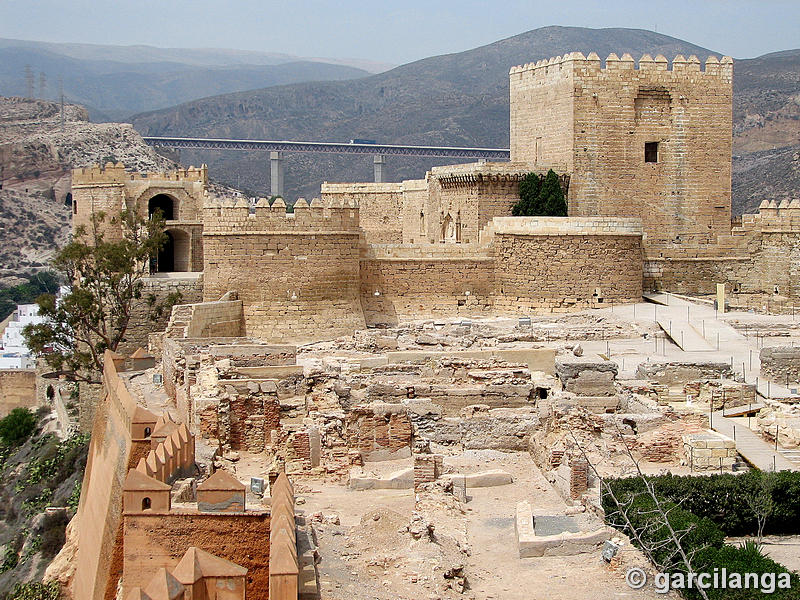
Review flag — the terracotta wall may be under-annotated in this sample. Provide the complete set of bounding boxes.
[122,512,270,599]
[72,353,138,600]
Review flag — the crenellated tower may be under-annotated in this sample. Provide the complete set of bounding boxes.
[510,52,734,251]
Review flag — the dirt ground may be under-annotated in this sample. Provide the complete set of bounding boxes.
[297,450,677,600]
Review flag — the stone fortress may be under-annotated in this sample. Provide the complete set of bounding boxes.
[60,51,800,600]
[71,51,800,347]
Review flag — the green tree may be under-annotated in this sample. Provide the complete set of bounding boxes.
[23,209,172,383]
[0,408,37,447]
[511,170,567,216]
[539,169,567,216]
[512,172,542,216]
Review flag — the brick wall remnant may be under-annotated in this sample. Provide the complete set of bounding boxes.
[413,454,444,490]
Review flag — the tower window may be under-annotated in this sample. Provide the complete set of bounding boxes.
[645,142,659,163]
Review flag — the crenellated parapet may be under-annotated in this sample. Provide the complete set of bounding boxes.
[741,199,800,232]
[509,52,733,82]
[72,162,208,186]
[202,196,360,234]
[72,162,129,185]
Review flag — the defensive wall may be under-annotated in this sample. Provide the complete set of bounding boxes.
[321,182,405,244]
[202,196,365,343]
[71,351,156,600]
[509,52,733,251]
[644,201,800,295]
[491,217,644,311]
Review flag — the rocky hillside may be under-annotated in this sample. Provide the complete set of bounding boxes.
[731,49,800,214]
[0,409,89,598]
[0,96,173,286]
[131,27,800,214]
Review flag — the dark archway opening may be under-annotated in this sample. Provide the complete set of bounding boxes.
[148,194,175,220]
[142,497,151,511]
[46,385,55,401]
[156,231,175,272]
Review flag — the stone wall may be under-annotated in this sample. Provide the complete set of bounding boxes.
[683,432,736,471]
[400,179,429,244]
[407,403,539,450]
[119,276,204,355]
[426,163,529,244]
[366,382,534,416]
[0,369,36,417]
[202,198,365,343]
[760,346,800,385]
[492,217,643,311]
[360,246,495,326]
[510,53,733,250]
[346,404,413,461]
[321,182,403,243]
[184,299,244,338]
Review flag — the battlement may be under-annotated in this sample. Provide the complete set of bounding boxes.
[72,162,208,186]
[740,199,800,232]
[203,196,361,234]
[509,52,733,81]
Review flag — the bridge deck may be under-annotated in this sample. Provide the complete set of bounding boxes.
[143,136,511,159]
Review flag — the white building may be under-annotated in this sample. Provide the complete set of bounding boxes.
[0,303,45,369]
[0,287,69,369]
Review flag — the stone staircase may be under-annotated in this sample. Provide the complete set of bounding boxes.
[164,304,193,339]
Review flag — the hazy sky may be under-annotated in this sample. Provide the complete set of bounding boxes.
[1,0,797,64]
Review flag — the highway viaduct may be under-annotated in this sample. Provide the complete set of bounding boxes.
[142,136,511,197]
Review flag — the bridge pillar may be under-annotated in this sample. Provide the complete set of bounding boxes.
[270,151,284,197]
[373,154,385,183]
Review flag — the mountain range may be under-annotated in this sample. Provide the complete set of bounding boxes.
[127,26,800,214]
[0,38,384,121]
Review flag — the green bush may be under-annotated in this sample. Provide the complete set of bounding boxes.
[0,409,37,447]
[604,471,800,536]
[691,543,800,599]
[6,582,61,600]
[512,172,542,216]
[15,433,90,492]
[604,473,800,598]
[66,479,81,510]
[539,169,567,216]
[605,492,724,571]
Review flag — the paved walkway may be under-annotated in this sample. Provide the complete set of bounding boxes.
[597,294,800,472]
[656,318,713,352]
[643,294,799,400]
[711,409,798,471]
